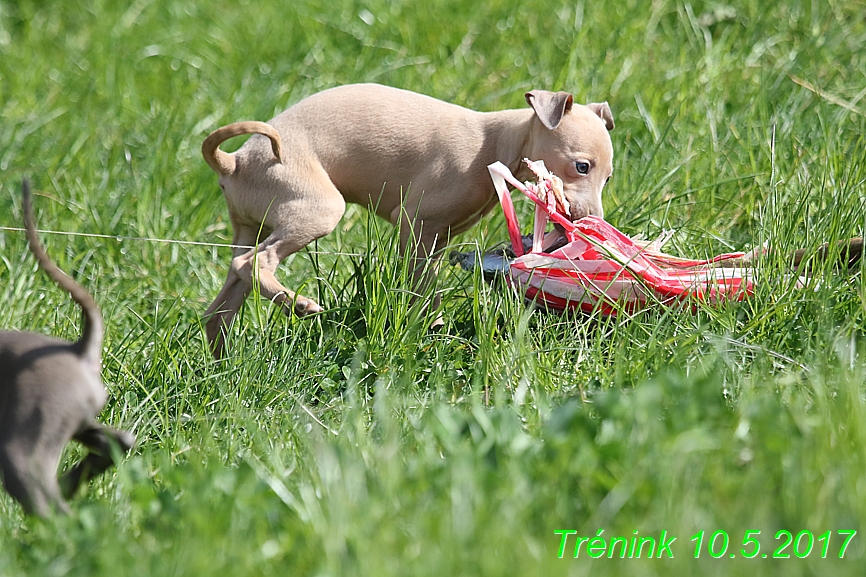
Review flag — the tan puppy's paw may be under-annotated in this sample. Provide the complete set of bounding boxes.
[290,296,324,317]
[430,312,445,330]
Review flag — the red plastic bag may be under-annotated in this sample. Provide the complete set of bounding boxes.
[487,160,756,314]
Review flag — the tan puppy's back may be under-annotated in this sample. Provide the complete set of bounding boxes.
[232,84,525,221]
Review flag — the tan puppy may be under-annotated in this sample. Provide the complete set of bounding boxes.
[202,83,614,357]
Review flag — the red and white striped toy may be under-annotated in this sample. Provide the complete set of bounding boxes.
[487,160,756,314]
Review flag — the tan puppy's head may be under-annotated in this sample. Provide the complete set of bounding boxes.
[523,90,614,221]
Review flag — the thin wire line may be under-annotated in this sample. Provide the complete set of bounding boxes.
[0,226,365,257]
[0,225,253,249]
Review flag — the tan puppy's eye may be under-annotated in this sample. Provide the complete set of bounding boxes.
[575,161,590,175]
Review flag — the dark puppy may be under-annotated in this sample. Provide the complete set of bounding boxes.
[0,180,134,516]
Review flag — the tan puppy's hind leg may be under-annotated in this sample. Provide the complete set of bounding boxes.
[205,273,250,358]
[206,173,346,357]
[205,225,259,358]
[242,170,347,316]
[234,232,327,316]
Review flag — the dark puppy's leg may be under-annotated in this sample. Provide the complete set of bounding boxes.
[59,424,135,500]
[0,444,68,516]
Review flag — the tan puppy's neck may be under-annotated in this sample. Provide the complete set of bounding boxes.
[478,109,537,176]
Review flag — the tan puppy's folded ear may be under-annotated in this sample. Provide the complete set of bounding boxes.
[587,102,615,131]
[525,90,574,130]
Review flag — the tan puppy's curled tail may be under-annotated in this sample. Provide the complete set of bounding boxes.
[201,121,284,176]
[21,179,104,365]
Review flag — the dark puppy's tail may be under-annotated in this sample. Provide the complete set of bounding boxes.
[201,121,283,176]
[21,179,103,363]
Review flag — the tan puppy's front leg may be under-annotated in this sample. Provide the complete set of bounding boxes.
[396,209,449,323]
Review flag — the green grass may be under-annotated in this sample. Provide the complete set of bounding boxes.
[1,0,866,575]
